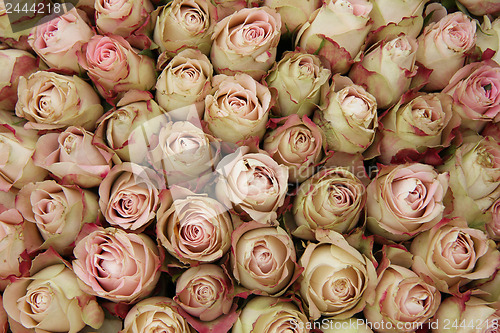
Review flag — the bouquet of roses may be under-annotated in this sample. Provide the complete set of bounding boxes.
[0,0,500,332]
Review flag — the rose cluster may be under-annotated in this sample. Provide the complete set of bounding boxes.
[0,0,500,332]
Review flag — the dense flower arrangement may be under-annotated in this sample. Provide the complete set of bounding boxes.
[0,0,500,332]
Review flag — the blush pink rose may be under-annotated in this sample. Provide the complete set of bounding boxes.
[72,225,161,303]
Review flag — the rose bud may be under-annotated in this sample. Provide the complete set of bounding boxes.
[99,163,162,232]
[366,163,448,242]
[417,12,476,92]
[16,180,100,255]
[292,167,366,241]
[204,74,271,144]
[78,34,156,101]
[263,0,322,34]
[432,296,500,333]
[349,34,418,109]
[174,264,234,321]
[231,223,299,296]
[0,113,48,191]
[366,93,460,164]
[156,188,233,265]
[215,146,288,224]
[369,0,429,42]
[456,0,500,16]
[298,230,377,320]
[486,199,500,241]
[33,126,115,188]
[0,208,42,283]
[95,0,154,48]
[210,7,281,80]
[153,0,216,55]
[442,61,500,132]
[314,75,378,154]
[15,71,104,131]
[477,17,500,66]
[95,91,170,163]
[410,218,500,294]
[28,8,94,73]
[3,250,104,333]
[122,297,194,333]
[263,115,326,183]
[148,120,221,186]
[363,263,441,333]
[0,49,42,111]
[156,48,213,113]
[232,296,310,333]
[72,225,161,303]
[266,51,330,117]
[438,134,500,224]
[295,0,373,74]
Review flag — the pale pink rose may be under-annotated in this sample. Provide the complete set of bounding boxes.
[28,8,94,73]
[314,75,378,154]
[411,218,500,294]
[215,146,288,224]
[263,115,326,183]
[16,180,100,255]
[156,188,233,264]
[78,34,156,101]
[443,61,500,132]
[0,208,42,283]
[295,0,373,74]
[3,250,104,333]
[363,263,441,333]
[456,0,500,16]
[33,126,115,188]
[232,296,310,333]
[0,49,42,111]
[99,163,162,232]
[432,296,500,333]
[174,264,234,321]
[0,112,48,192]
[122,297,194,333]
[292,167,366,241]
[349,34,418,109]
[72,225,161,303]
[486,199,500,241]
[263,0,322,33]
[366,163,449,241]
[153,0,216,55]
[417,12,477,91]
[204,74,271,144]
[95,0,154,48]
[210,7,281,80]
[15,71,104,131]
[155,48,213,113]
[298,230,377,320]
[266,51,331,117]
[231,222,299,296]
[366,93,460,164]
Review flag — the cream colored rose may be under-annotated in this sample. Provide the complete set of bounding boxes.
[232,296,310,333]
[264,0,322,33]
[15,71,104,131]
[314,75,377,153]
[366,163,448,241]
[210,7,281,80]
[156,188,233,264]
[16,180,100,255]
[174,264,234,321]
[266,51,330,117]
[215,146,288,224]
[477,16,500,66]
[298,230,377,320]
[156,48,213,112]
[29,8,94,73]
[122,297,194,333]
[293,167,366,241]
[204,74,271,144]
[153,0,215,55]
[410,218,500,294]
